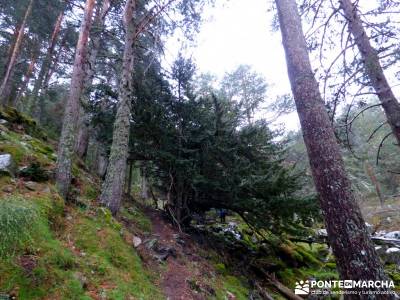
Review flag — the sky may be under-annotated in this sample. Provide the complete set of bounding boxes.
[166,0,301,131]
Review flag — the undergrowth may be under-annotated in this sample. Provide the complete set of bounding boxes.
[0,196,38,257]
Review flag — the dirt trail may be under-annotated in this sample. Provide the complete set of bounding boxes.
[141,208,213,300]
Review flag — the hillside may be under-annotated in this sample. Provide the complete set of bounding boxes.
[0,108,271,299]
[0,107,397,300]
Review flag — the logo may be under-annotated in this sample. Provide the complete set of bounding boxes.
[295,280,310,295]
[294,279,396,296]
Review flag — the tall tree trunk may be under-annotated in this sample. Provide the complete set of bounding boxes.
[55,0,96,199]
[29,10,64,120]
[140,166,148,199]
[99,0,136,215]
[275,0,390,293]
[85,132,109,178]
[14,54,37,108]
[75,0,111,158]
[2,24,21,70]
[41,32,68,92]
[127,160,134,196]
[0,0,34,105]
[340,0,400,146]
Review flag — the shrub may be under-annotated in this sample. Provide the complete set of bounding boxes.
[18,162,50,182]
[0,196,38,257]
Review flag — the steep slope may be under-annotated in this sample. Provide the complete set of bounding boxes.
[0,108,251,300]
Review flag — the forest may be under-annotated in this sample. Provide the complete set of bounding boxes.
[0,0,400,299]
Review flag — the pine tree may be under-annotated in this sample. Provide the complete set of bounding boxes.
[275,0,391,294]
[99,0,136,214]
[55,0,96,199]
[339,0,400,148]
[0,0,34,105]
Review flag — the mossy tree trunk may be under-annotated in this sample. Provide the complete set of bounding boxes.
[75,0,111,159]
[99,0,136,215]
[340,0,400,147]
[0,0,34,106]
[55,0,96,199]
[275,0,391,294]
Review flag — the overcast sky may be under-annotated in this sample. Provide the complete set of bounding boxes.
[175,0,300,131]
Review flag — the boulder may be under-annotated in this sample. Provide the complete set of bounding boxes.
[24,181,38,191]
[0,154,16,177]
[384,231,400,240]
[133,236,142,248]
[2,185,13,193]
[152,246,176,262]
[316,229,327,237]
[383,247,400,265]
[375,246,385,256]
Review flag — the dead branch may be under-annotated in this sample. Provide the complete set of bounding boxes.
[367,121,388,142]
[338,103,382,128]
[376,132,393,165]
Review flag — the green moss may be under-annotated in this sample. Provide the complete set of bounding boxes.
[0,107,46,140]
[300,267,338,281]
[84,185,99,200]
[70,209,163,299]
[72,163,80,178]
[325,262,336,269]
[62,277,91,300]
[0,144,25,164]
[280,268,300,286]
[0,196,38,256]
[0,194,80,300]
[0,193,162,299]
[29,139,54,157]
[0,176,12,188]
[215,263,227,275]
[0,120,164,299]
[295,245,322,266]
[120,206,152,233]
[0,130,54,168]
[215,275,249,300]
[386,264,400,288]
[96,207,122,231]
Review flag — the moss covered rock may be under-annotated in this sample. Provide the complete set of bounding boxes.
[0,107,46,140]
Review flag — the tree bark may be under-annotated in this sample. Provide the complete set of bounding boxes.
[75,0,111,158]
[29,10,64,120]
[55,0,96,199]
[41,31,68,92]
[275,0,391,295]
[2,24,21,71]
[140,166,148,199]
[99,0,136,215]
[0,0,34,105]
[340,0,400,147]
[127,160,134,196]
[14,54,37,108]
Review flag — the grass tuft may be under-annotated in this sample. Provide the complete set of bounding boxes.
[0,196,38,257]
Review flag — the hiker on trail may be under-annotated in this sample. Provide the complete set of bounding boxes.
[219,209,226,223]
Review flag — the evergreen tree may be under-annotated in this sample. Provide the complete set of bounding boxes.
[275,0,390,293]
